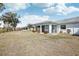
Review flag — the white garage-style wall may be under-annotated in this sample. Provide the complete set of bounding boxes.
[66,23,79,35]
[57,25,67,34]
[56,23,79,35]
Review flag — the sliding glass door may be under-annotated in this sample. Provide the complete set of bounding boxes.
[52,25,57,33]
[42,25,49,33]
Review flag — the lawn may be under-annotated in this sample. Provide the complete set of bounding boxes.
[0,30,79,56]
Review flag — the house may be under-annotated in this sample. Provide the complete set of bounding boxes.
[32,17,79,35]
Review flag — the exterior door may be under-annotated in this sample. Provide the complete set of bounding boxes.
[42,25,45,32]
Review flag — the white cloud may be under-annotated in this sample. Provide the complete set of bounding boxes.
[63,6,79,15]
[43,7,56,14]
[32,3,55,8]
[0,3,30,17]
[43,3,79,15]
[17,15,49,27]
[5,3,30,12]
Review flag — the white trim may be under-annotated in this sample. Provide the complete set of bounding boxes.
[49,24,52,33]
[40,25,42,33]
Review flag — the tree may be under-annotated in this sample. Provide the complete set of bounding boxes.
[0,3,5,12]
[0,12,20,31]
[0,3,5,22]
[0,3,5,29]
[27,24,33,30]
[10,12,20,30]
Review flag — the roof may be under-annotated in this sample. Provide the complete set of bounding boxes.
[33,20,58,26]
[32,16,79,26]
[59,16,79,24]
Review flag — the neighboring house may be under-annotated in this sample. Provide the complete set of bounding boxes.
[32,17,79,35]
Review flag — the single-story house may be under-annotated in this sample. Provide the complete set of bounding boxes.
[32,16,79,35]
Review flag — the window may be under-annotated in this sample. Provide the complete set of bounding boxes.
[45,25,49,32]
[61,25,66,29]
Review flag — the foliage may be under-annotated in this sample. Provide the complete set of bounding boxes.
[0,12,20,31]
[27,24,33,29]
[0,28,7,33]
[0,3,5,12]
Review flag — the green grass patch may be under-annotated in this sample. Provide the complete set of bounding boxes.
[0,29,8,33]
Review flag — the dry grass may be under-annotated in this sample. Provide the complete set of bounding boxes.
[0,30,79,56]
[43,33,79,40]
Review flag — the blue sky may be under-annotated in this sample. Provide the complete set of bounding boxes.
[1,3,79,27]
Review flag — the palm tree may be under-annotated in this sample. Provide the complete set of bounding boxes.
[0,12,20,31]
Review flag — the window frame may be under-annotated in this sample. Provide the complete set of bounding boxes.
[61,25,66,29]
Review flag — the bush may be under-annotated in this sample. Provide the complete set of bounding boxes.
[32,30,36,32]
[44,31,48,34]
[67,29,71,34]
[60,31,62,33]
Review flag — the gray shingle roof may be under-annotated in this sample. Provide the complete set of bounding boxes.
[59,16,79,24]
[33,20,58,26]
[32,16,79,26]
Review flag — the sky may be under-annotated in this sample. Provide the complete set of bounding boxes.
[0,3,79,27]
